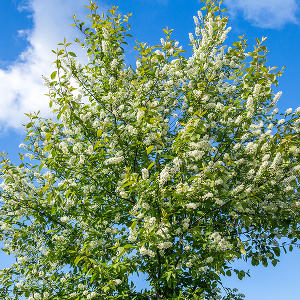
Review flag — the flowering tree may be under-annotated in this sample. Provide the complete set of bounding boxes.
[0,0,299,299]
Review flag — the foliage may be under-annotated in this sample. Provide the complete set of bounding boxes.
[0,0,299,299]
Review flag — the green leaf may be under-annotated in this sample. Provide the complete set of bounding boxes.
[124,244,133,249]
[146,145,155,155]
[237,238,246,255]
[238,270,245,280]
[91,272,98,283]
[251,258,259,266]
[68,52,77,57]
[273,247,280,257]
[120,180,134,189]
[271,260,277,267]
[97,129,103,137]
[50,71,57,80]
[262,257,268,267]
[74,256,85,266]
[147,161,155,170]
[131,220,137,230]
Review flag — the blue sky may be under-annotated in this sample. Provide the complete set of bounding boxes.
[0,0,299,298]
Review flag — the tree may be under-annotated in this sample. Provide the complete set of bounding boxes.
[0,0,299,299]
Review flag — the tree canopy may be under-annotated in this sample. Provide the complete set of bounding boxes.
[0,0,299,299]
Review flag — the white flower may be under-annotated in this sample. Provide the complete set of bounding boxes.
[159,166,171,186]
[128,229,137,242]
[233,143,241,151]
[285,108,292,115]
[246,96,254,110]
[120,190,128,198]
[253,84,261,98]
[104,156,124,165]
[186,261,192,268]
[141,168,149,180]
[182,218,190,230]
[139,246,148,255]
[86,145,94,155]
[78,283,85,290]
[114,279,122,285]
[19,143,26,149]
[215,179,223,185]
[232,184,244,194]
[89,292,97,299]
[157,241,173,250]
[137,109,145,121]
[173,157,182,171]
[272,91,282,106]
[205,257,213,263]
[101,68,107,76]
[197,10,203,21]
[60,277,67,283]
[101,40,109,53]
[60,216,69,223]
[33,293,40,300]
[277,119,285,125]
[111,59,118,69]
[245,142,258,154]
[203,192,213,199]
[235,115,243,125]
[186,203,198,209]
[193,16,199,26]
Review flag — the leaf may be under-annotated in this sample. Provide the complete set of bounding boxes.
[97,129,103,137]
[273,247,280,257]
[131,220,137,230]
[42,185,49,193]
[262,257,268,267]
[120,180,134,189]
[91,272,98,283]
[94,141,102,149]
[74,256,85,266]
[271,260,277,267]
[238,270,245,280]
[68,52,77,57]
[50,71,57,80]
[124,244,133,249]
[146,145,155,155]
[237,238,246,255]
[147,161,155,170]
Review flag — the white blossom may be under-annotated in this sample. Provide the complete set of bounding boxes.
[141,168,149,180]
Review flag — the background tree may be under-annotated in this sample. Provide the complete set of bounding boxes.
[0,0,299,299]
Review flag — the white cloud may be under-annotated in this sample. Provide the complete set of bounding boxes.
[0,0,90,130]
[224,0,299,28]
